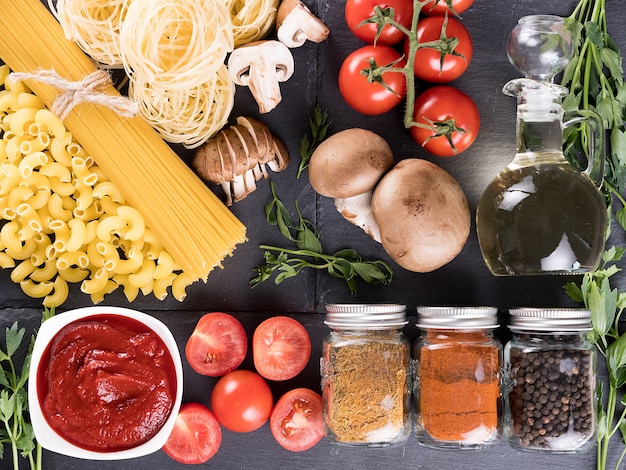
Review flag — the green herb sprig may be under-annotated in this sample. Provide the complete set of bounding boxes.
[560,0,626,229]
[565,248,626,470]
[296,103,330,179]
[251,182,393,294]
[0,307,54,470]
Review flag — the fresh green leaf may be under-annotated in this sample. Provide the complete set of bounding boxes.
[297,104,330,178]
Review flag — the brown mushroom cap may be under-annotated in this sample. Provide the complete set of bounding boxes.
[371,158,470,273]
[308,128,393,198]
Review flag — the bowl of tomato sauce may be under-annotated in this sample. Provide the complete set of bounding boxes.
[28,306,183,460]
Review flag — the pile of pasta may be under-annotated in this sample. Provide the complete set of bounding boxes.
[0,65,194,307]
[49,0,280,149]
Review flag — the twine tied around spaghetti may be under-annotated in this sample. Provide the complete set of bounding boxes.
[10,69,139,121]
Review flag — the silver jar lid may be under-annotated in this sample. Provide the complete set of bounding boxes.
[324,304,407,329]
[416,306,499,330]
[509,307,592,332]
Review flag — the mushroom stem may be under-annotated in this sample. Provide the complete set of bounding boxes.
[334,192,381,243]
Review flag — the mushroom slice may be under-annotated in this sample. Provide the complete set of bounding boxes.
[228,40,295,113]
[236,116,270,164]
[267,137,290,172]
[276,0,330,48]
[231,124,258,171]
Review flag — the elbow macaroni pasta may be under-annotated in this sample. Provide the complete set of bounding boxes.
[0,64,197,306]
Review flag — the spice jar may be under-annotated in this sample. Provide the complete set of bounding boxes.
[504,308,596,453]
[414,306,502,449]
[320,304,411,447]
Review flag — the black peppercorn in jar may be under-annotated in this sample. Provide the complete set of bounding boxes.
[504,308,596,453]
[320,304,411,447]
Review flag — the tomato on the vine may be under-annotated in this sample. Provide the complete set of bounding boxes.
[162,403,221,465]
[406,15,472,83]
[345,0,413,45]
[211,370,273,433]
[339,45,406,116]
[410,86,480,157]
[422,0,474,16]
[270,388,324,452]
[185,312,247,377]
[253,316,311,381]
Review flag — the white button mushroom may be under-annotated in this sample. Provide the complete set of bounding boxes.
[308,128,394,242]
[276,0,330,48]
[227,40,295,114]
[371,158,471,272]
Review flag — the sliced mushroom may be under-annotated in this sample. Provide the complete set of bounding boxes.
[228,40,295,114]
[276,0,330,48]
[308,128,394,242]
[192,117,290,205]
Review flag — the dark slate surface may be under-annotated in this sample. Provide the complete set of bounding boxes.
[2,0,626,469]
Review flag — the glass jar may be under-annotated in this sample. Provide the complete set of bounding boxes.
[320,304,411,447]
[413,306,502,449]
[504,308,596,453]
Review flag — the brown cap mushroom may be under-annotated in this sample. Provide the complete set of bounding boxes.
[227,40,295,114]
[308,128,394,241]
[371,158,470,272]
[276,0,330,48]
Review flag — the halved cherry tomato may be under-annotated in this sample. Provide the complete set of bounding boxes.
[406,15,472,83]
[270,388,324,452]
[410,86,480,156]
[252,316,311,381]
[211,370,273,433]
[162,403,221,465]
[185,312,247,377]
[422,0,474,16]
[339,45,406,116]
[345,0,413,45]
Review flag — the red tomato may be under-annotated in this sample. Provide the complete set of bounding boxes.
[422,0,474,16]
[339,45,407,116]
[345,0,413,45]
[211,370,273,433]
[252,316,311,381]
[185,312,247,377]
[162,403,221,465]
[270,388,324,452]
[410,86,480,156]
[407,15,472,83]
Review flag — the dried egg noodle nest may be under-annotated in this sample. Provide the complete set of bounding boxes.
[129,64,235,148]
[48,0,127,68]
[226,0,279,47]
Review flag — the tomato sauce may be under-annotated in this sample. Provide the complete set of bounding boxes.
[38,314,177,452]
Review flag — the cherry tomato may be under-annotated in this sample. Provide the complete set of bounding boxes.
[407,15,472,83]
[253,316,311,381]
[211,370,273,433]
[410,86,480,156]
[270,388,324,452]
[339,45,406,116]
[422,0,474,16]
[162,403,221,465]
[345,0,413,45]
[185,312,247,377]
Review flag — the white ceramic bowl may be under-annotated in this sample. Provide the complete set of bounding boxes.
[28,306,183,460]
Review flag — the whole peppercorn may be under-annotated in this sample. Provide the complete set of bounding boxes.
[504,309,596,453]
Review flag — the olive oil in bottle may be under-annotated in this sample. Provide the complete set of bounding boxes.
[476,15,607,276]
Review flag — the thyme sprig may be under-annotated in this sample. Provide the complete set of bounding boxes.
[296,103,330,179]
[251,182,394,294]
[0,307,55,470]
